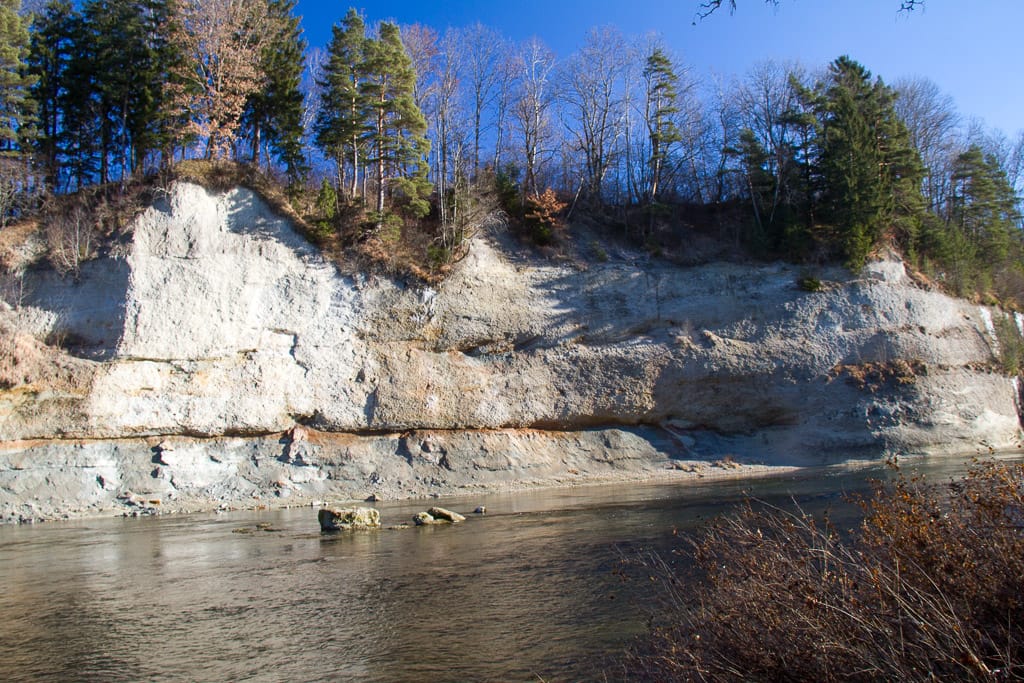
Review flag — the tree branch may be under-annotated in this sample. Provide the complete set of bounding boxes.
[695,0,923,22]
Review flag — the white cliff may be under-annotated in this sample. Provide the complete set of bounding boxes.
[0,182,1020,521]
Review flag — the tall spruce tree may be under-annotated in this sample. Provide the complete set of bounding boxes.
[0,0,35,163]
[55,8,98,188]
[315,8,368,198]
[28,0,75,190]
[361,21,430,224]
[133,0,192,172]
[242,0,306,184]
[0,0,35,224]
[800,56,923,268]
[77,0,189,180]
[950,145,1021,262]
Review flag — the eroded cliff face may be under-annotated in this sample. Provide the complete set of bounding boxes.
[0,183,1020,520]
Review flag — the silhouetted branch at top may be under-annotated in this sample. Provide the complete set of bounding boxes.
[695,0,924,21]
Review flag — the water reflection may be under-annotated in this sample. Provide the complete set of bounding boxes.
[0,457,1009,682]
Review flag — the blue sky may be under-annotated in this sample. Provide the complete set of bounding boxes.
[295,0,1023,138]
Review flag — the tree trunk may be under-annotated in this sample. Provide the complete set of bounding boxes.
[376,105,386,227]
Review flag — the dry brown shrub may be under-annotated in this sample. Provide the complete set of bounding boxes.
[623,460,1024,682]
[0,218,44,272]
[831,359,926,392]
[523,188,568,245]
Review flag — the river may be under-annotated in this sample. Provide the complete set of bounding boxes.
[0,456,996,682]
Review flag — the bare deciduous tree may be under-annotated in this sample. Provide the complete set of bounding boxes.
[491,52,518,172]
[559,26,630,204]
[430,30,465,236]
[691,74,740,204]
[733,60,806,218]
[457,23,505,176]
[893,75,962,214]
[511,38,556,198]
[695,0,923,21]
[46,206,95,278]
[400,23,439,119]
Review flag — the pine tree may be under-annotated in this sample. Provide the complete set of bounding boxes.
[242,0,307,184]
[0,0,36,163]
[643,47,681,205]
[314,8,368,198]
[950,145,1020,262]
[361,21,430,225]
[28,0,75,190]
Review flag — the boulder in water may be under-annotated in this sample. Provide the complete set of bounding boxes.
[428,506,466,522]
[318,506,381,531]
[413,511,441,526]
[413,507,466,525]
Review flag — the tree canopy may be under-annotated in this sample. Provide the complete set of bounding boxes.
[0,3,1020,301]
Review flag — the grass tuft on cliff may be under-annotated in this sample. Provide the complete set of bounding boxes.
[622,459,1024,682]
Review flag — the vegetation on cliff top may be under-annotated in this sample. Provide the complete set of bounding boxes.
[0,0,1021,296]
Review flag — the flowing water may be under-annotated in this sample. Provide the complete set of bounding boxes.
[0,457,996,682]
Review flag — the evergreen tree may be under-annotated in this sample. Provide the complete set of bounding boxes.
[43,0,188,184]
[28,0,74,190]
[800,56,924,268]
[242,0,307,185]
[361,21,430,225]
[138,0,194,171]
[950,145,1021,262]
[0,0,36,163]
[56,8,99,188]
[733,126,774,247]
[314,8,368,198]
[642,47,681,205]
[83,0,152,180]
[0,0,35,224]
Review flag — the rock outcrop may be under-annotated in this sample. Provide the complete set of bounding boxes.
[0,182,1021,521]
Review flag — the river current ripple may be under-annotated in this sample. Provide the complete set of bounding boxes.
[0,458,989,682]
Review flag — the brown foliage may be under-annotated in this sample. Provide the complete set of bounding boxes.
[180,0,270,158]
[525,187,567,228]
[830,359,926,392]
[624,460,1024,681]
[522,187,567,245]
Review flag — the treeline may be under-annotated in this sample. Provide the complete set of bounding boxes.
[1,1,1022,295]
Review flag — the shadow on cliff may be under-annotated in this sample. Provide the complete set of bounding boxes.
[223,188,324,261]
[20,257,131,361]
